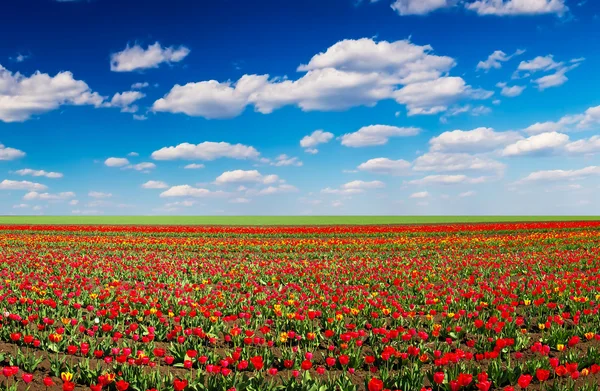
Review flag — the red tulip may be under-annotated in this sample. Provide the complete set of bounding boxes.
[433,372,445,384]
[173,379,188,391]
[536,368,550,382]
[368,378,384,391]
[517,374,532,389]
[116,380,129,391]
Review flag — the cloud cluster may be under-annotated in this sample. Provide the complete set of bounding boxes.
[153,38,491,119]
[110,42,190,72]
[0,65,104,122]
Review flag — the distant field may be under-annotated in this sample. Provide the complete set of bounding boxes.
[0,215,599,225]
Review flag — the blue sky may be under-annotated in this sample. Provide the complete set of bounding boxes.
[1,0,600,216]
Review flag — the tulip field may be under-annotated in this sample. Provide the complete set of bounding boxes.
[2,221,600,391]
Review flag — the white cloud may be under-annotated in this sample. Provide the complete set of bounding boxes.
[0,180,47,191]
[131,82,149,90]
[430,127,522,153]
[410,191,430,199]
[0,144,26,160]
[477,49,525,71]
[230,197,250,204]
[88,191,112,198]
[501,132,569,156]
[249,68,394,114]
[107,91,145,112]
[184,163,205,169]
[300,130,334,153]
[270,154,303,167]
[151,141,260,161]
[517,166,600,183]
[394,77,492,116]
[514,55,581,90]
[13,204,29,209]
[23,191,75,201]
[127,162,156,171]
[341,125,420,147]
[14,168,63,178]
[0,65,104,122]
[321,180,385,195]
[459,190,476,197]
[164,200,196,208]
[214,170,279,185]
[133,114,147,121]
[496,82,526,97]
[524,105,600,134]
[155,38,486,119]
[153,74,269,119]
[390,0,451,15]
[466,0,568,16]
[413,152,505,172]
[160,185,228,198]
[533,68,569,90]
[251,184,299,195]
[357,158,411,175]
[298,37,454,76]
[564,136,600,155]
[127,152,139,157]
[104,157,130,167]
[69,200,79,205]
[408,174,488,185]
[110,42,190,72]
[142,180,168,189]
[517,55,563,73]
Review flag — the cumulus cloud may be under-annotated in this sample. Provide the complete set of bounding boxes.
[394,77,492,116]
[160,185,228,198]
[429,127,522,153]
[501,132,569,156]
[340,125,420,147]
[0,180,47,191]
[106,90,145,112]
[0,64,104,122]
[410,191,430,199]
[459,190,476,197]
[23,191,75,200]
[0,144,26,160]
[154,38,489,119]
[496,82,526,97]
[466,0,568,16]
[389,0,451,15]
[357,158,411,175]
[269,154,303,167]
[514,55,582,90]
[300,130,334,153]
[153,75,269,119]
[214,170,279,185]
[524,105,600,134]
[564,135,600,155]
[104,157,130,167]
[126,162,156,171]
[407,174,488,185]
[151,141,260,161]
[249,184,299,196]
[413,152,505,172]
[517,166,600,183]
[110,42,190,72]
[13,168,63,178]
[477,49,525,71]
[184,163,205,169]
[88,191,112,198]
[322,180,385,195]
[131,82,149,90]
[142,180,168,189]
